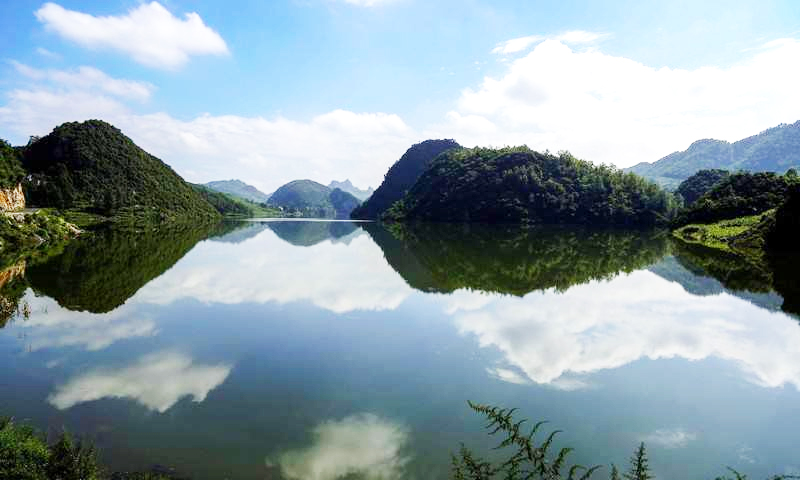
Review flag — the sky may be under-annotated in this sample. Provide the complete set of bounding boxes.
[1,0,799,192]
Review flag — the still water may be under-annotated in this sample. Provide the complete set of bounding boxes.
[1,220,799,479]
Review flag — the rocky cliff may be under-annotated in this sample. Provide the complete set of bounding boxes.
[0,184,25,212]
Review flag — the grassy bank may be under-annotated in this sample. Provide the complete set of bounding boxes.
[671,210,772,259]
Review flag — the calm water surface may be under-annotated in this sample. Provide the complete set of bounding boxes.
[1,220,799,480]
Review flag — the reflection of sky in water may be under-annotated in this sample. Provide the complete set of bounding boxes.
[1,222,800,479]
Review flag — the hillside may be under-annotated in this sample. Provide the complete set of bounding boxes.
[204,179,271,203]
[267,179,361,219]
[675,169,731,206]
[674,171,798,226]
[191,184,254,216]
[328,179,373,201]
[21,120,220,224]
[350,139,461,219]
[385,147,678,226]
[627,120,800,188]
[0,139,24,190]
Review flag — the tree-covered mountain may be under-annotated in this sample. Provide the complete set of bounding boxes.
[675,169,731,206]
[0,139,24,189]
[204,179,271,203]
[21,120,219,224]
[384,147,678,226]
[267,179,361,219]
[350,139,461,219]
[191,184,255,216]
[674,171,798,226]
[627,120,800,188]
[328,179,374,201]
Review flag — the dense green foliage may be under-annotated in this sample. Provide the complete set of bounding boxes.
[674,172,797,226]
[351,139,461,219]
[328,179,374,200]
[454,403,796,480]
[628,120,800,188]
[0,418,100,480]
[191,183,254,216]
[267,180,361,218]
[0,211,78,269]
[766,184,800,251]
[675,169,731,206]
[267,220,358,246]
[0,138,25,189]
[203,179,271,204]
[21,120,220,224]
[365,223,669,295]
[26,223,214,313]
[385,147,678,226]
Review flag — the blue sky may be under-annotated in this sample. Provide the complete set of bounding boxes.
[1,0,799,192]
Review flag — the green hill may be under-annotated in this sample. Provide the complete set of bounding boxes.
[350,139,461,219]
[204,179,271,203]
[385,147,678,226]
[0,139,24,189]
[21,120,220,224]
[674,171,798,226]
[191,184,255,216]
[627,120,800,188]
[675,169,731,206]
[267,180,361,219]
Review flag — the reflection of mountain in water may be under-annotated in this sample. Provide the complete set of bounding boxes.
[267,221,360,247]
[25,224,214,313]
[364,223,670,296]
[664,239,799,316]
[207,221,271,244]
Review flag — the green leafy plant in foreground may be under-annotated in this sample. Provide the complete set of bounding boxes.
[454,402,799,480]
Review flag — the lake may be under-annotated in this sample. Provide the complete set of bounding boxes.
[1,220,799,480]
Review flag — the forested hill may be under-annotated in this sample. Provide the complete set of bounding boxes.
[204,179,271,203]
[627,120,800,188]
[350,139,461,219]
[267,179,361,219]
[22,120,219,223]
[328,179,373,200]
[0,139,24,189]
[384,147,678,226]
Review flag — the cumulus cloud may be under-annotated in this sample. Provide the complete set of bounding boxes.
[11,61,154,101]
[48,351,232,412]
[16,292,157,352]
[135,225,412,313]
[451,270,800,389]
[642,428,697,449]
[491,31,606,55]
[0,64,414,191]
[433,37,800,168]
[267,413,410,480]
[35,2,229,69]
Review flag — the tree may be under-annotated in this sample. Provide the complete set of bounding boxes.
[623,443,653,480]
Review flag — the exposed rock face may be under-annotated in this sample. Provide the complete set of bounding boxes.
[0,183,25,212]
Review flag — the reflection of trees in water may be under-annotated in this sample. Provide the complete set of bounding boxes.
[267,221,359,247]
[364,223,671,296]
[24,224,216,313]
[0,262,28,328]
[670,239,800,316]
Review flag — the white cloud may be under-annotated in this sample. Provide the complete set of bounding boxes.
[642,428,697,449]
[17,292,157,352]
[48,351,232,412]
[450,270,800,389]
[35,47,60,59]
[136,226,413,313]
[267,413,410,480]
[435,37,800,168]
[11,61,154,101]
[491,31,606,56]
[0,64,414,191]
[35,2,229,69]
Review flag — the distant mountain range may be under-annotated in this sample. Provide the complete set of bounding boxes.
[267,179,361,219]
[204,179,271,204]
[627,120,800,188]
[328,179,373,201]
